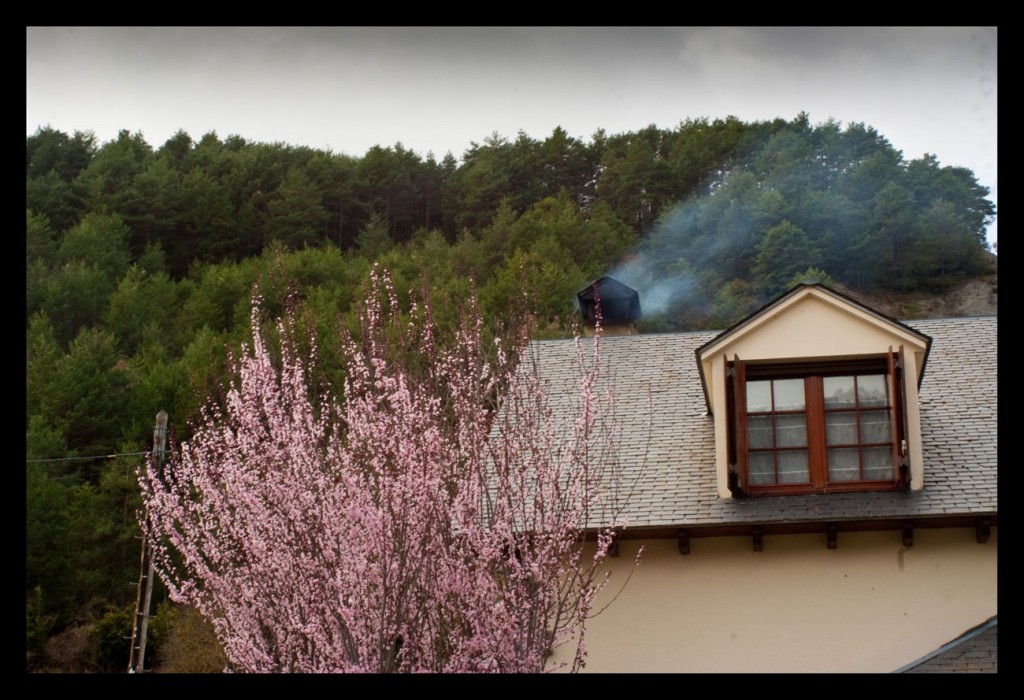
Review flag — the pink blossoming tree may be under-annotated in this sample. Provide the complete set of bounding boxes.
[140,269,633,672]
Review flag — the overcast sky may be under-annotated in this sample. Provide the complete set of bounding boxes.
[26,27,997,248]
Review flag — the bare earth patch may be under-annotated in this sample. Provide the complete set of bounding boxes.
[831,259,997,321]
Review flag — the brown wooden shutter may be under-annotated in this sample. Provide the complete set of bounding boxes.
[888,345,910,488]
[727,354,748,496]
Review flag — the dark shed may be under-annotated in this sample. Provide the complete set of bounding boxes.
[577,277,641,326]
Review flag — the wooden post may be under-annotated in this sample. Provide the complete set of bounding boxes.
[128,410,167,673]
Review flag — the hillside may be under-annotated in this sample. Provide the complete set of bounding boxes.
[834,254,997,321]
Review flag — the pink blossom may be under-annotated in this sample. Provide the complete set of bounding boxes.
[139,268,636,673]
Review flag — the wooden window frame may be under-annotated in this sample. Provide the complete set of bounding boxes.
[726,349,909,497]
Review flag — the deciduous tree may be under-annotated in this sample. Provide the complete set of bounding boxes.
[139,269,632,672]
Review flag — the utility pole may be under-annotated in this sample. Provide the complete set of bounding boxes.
[128,410,167,673]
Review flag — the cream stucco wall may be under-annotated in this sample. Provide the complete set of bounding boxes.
[551,528,997,673]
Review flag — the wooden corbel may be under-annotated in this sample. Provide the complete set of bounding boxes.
[752,526,763,552]
[678,529,690,556]
[901,521,914,547]
[976,519,991,544]
[826,523,838,550]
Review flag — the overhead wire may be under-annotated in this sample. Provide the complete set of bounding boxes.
[26,450,149,464]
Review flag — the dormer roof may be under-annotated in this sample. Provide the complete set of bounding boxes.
[695,283,932,414]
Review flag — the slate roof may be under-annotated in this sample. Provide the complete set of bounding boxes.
[898,617,998,673]
[526,315,997,530]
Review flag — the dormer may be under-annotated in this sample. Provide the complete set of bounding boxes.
[696,284,932,499]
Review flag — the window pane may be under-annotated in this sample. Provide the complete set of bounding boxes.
[823,376,856,408]
[747,380,772,412]
[774,379,805,410]
[749,453,775,485]
[778,451,809,483]
[862,447,894,480]
[857,375,888,408]
[828,448,860,481]
[860,410,892,443]
[748,415,773,448]
[825,412,858,445]
[776,414,807,447]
